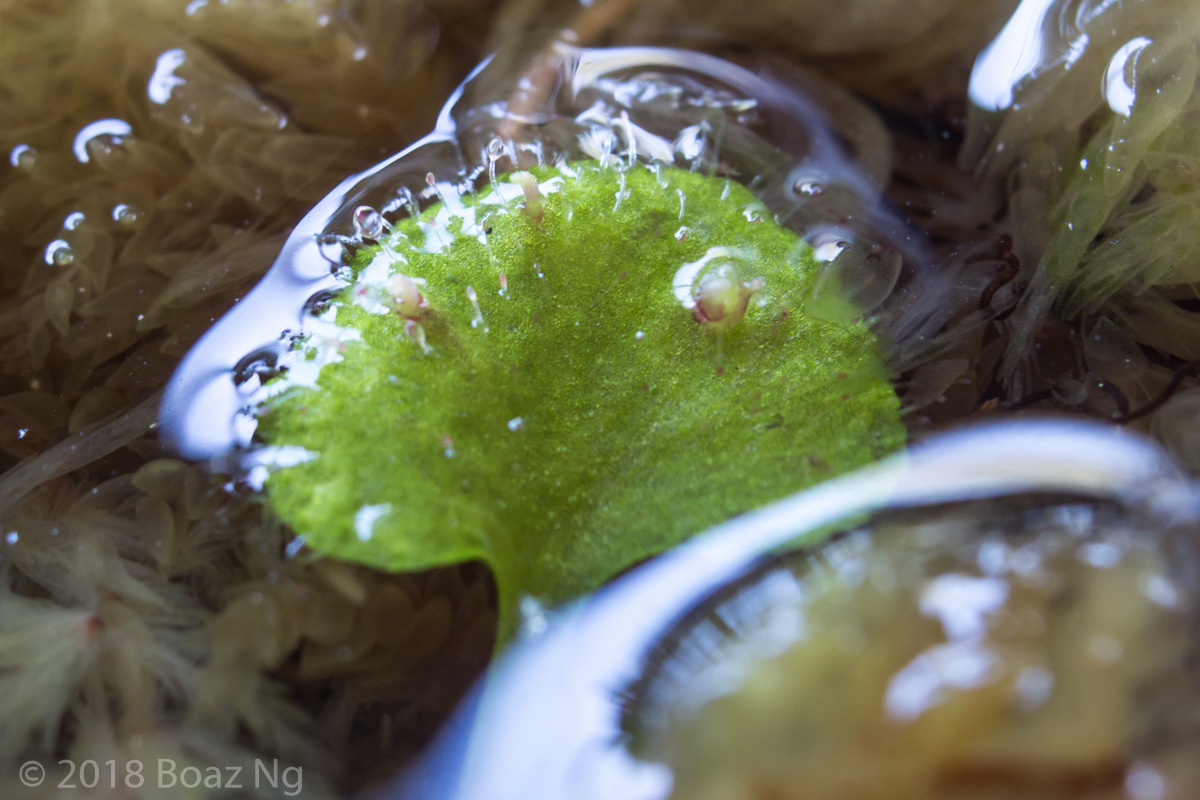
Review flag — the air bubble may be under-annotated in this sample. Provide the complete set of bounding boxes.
[5,532,17,545]
[112,203,142,226]
[787,165,829,201]
[44,239,75,266]
[806,240,901,322]
[507,417,525,432]
[9,143,36,169]
[797,179,823,196]
[674,226,690,242]
[63,211,85,231]
[232,349,281,388]
[353,206,384,241]
[742,203,767,223]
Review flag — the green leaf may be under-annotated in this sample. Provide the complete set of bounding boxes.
[257,161,904,641]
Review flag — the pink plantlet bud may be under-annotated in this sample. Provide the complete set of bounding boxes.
[386,273,426,317]
[425,172,436,187]
[511,171,544,222]
[498,271,508,296]
[692,263,764,328]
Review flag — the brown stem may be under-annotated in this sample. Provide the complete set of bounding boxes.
[497,0,643,141]
[1112,358,1200,425]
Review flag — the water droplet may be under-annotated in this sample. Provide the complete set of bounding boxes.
[9,143,36,169]
[44,239,74,266]
[635,330,645,341]
[486,137,506,163]
[112,203,142,226]
[487,137,507,190]
[353,206,383,241]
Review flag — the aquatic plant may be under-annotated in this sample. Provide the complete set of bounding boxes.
[257,161,904,637]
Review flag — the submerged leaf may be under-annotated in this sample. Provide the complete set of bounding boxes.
[258,162,904,639]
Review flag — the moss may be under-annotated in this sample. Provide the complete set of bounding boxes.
[258,161,904,639]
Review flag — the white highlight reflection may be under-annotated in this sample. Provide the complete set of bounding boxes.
[1103,37,1153,117]
[969,0,1088,112]
[72,118,132,163]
